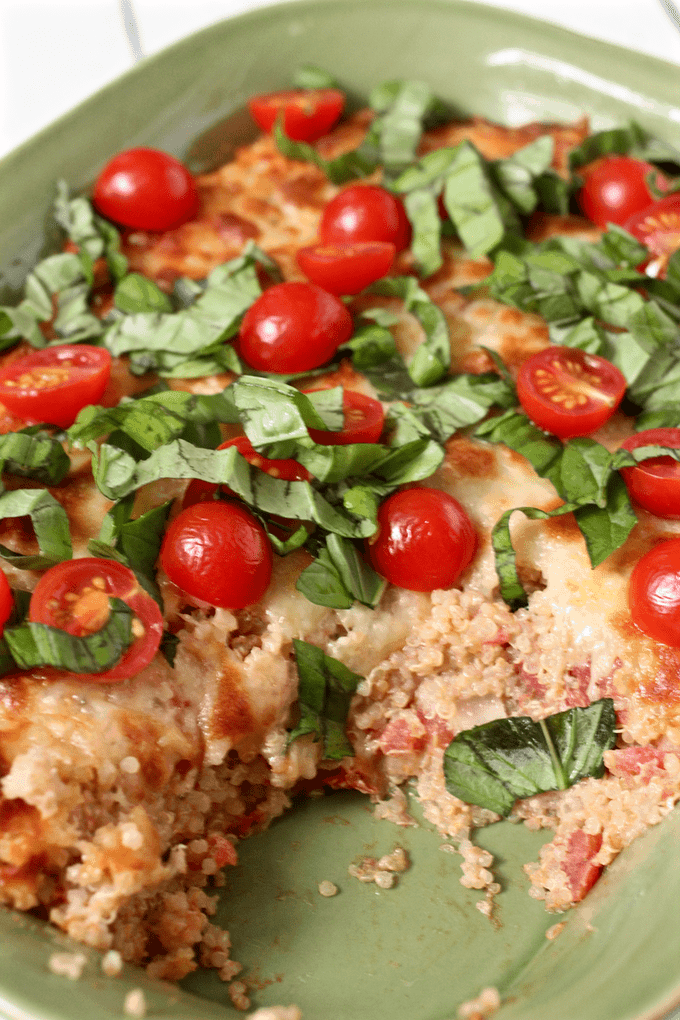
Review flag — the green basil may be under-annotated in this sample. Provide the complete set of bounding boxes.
[288,639,363,759]
[0,488,72,569]
[0,429,70,484]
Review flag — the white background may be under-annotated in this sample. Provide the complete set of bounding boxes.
[1,0,680,159]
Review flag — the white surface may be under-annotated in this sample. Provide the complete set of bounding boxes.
[0,0,680,159]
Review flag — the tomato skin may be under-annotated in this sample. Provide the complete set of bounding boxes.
[516,346,626,440]
[366,487,477,592]
[161,500,273,610]
[248,88,345,142]
[629,538,680,646]
[28,558,163,682]
[183,435,310,507]
[305,389,385,445]
[577,156,667,228]
[0,571,12,638]
[93,148,199,231]
[296,242,395,295]
[624,194,680,278]
[0,345,112,428]
[620,429,680,518]
[319,185,411,253]
[238,281,353,373]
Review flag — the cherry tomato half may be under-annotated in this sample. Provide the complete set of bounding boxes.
[619,428,680,518]
[248,88,345,142]
[629,538,680,646]
[28,558,163,682]
[238,281,353,373]
[319,185,411,253]
[577,156,668,228]
[296,242,396,295]
[93,147,199,231]
[516,346,626,440]
[161,500,273,610]
[0,345,112,429]
[0,571,13,638]
[183,435,310,507]
[305,389,385,445]
[366,487,477,592]
[624,194,680,278]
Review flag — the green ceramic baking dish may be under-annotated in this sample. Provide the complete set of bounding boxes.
[0,2,680,1018]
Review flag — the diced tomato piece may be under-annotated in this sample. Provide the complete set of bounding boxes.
[563,829,603,901]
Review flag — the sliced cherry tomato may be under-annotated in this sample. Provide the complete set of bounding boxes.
[516,346,626,440]
[577,156,668,228]
[0,345,112,429]
[238,281,353,373]
[161,500,273,610]
[319,185,411,253]
[93,147,199,231]
[624,194,680,278]
[629,538,680,646]
[183,435,310,507]
[248,88,345,142]
[366,487,477,592]
[619,428,680,518]
[28,558,163,682]
[0,571,13,638]
[304,389,385,445]
[296,241,395,295]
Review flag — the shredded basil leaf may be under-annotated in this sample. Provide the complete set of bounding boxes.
[0,429,70,485]
[288,639,363,759]
[0,488,72,569]
[370,275,450,385]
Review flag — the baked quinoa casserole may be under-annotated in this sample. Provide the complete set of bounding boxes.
[1,70,680,996]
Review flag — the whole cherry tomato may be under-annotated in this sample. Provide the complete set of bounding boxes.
[161,500,273,610]
[93,147,199,231]
[366,487,477,592]
[624,194,680,278]
[296,241,395,295]
[516,346,626,440]
[248,88,345,141]
[0,345,112,429]
[577,156,668,228]
[182,435,310,508]
[629,538,680,646]
[619,428,680,518]
[0,571,12,637]
[28,558,163,682]
[305,389,385,445]
[319,185,411,252]
[238,281,353,373]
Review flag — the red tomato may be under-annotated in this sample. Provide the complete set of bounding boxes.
[161,500,273,610]
[238,281,353,373]
[183,435,310,507]
[296,242,395,295]
[319,185,411,253]
[620,428,680,518]
[624,194,680,278]
[28,558,163,682]
[305,389,385,445]
[247,88,345,142]
[93,147,199,231]
[366,487,477,592]
[516,346,626,440]
[629,538,680,646]
[0,571,12,638]
[577,156,668,228]
[0,345,112,429]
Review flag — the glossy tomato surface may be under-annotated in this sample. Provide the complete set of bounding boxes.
[0,571,12,638]
[29,558,163,682]
[93,147,199,231]
[516,346,626,439]
[296,241,395,295]
[629,538,680,646]
[305,389,385,445]
[625,193,680,277]
[238,281,353,373]
[366,487,477,592]
[161,500,273,610]
[620,428,680,518]
[248,88,344,141]
[577,156,667,227]
[319,185,411,252]
[0,345,112,428]
[183,435,310,507]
